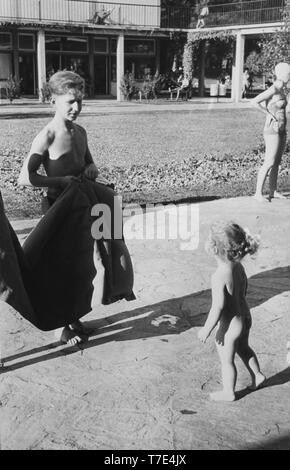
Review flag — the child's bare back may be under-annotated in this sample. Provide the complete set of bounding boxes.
[215,262,251,345]
[219,262,250,318]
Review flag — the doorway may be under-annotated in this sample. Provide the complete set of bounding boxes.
[94,55,107,95]
[19,53,35,95]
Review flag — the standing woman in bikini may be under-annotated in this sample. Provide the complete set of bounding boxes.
[252,62,290,202]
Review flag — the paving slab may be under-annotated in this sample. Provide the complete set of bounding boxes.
[0,196,290,450]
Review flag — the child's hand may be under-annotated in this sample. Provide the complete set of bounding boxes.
[59,176,78,189]
[198,327,209,343]
[84,163,99,180]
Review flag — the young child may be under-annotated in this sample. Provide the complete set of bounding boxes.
[198,221,266,402]
[18,71,100,346]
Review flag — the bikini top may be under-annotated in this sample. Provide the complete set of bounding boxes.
[267,95,287,121]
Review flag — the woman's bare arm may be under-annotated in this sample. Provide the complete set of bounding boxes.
[250,85,275,116]
[251,80,284,118]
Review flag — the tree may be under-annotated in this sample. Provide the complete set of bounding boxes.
[244,51,264,77]
[260,0,290,74]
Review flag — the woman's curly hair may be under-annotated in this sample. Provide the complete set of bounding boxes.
[206,221,260,261]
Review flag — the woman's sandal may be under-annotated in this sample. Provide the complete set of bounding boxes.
[59,326,86,346]
[70,320,93,336]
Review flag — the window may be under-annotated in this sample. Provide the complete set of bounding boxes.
[125,57,156,80]
[0,33,12,50]
[94,38,108,53]
[46,36,61,51]
[111,39,117,54]
[125,40,155,55]
[111,56,116,81]
[45,36,88,53]
[0,53,12,80]
[18,34,35,51]
[62,37,88,53]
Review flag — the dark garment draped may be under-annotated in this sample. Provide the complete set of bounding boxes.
[0,179,135,331]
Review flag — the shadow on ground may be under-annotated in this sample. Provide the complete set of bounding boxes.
[0,113,52,120]
[240,432,290,450]
[1,266,289,378]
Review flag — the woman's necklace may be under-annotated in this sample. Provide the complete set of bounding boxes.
[67,123,75,136]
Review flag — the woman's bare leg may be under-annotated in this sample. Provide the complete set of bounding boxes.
[269,134,287,199]
[254,134,281,201]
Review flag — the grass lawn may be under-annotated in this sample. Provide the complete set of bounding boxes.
[0,107,290,218]
[1,108,266,166]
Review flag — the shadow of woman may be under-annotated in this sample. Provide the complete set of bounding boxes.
[1,265,290,374]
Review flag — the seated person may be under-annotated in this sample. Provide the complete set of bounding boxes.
[172,74,190,101]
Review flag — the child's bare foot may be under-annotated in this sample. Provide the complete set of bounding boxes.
[247,372,266,390]
[209,390,235,402]
[58,326,83,346]
[253,194,270,203]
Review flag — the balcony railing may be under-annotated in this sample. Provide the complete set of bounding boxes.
[161,0,285,29]
[0,0,161,28]
[0,0,285,30]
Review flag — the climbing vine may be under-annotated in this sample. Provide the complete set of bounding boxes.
[182,29,235,81]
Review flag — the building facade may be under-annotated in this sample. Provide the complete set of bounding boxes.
[0,0,285,101]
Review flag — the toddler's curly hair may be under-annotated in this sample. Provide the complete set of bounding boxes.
[206,221,260,261]
[48,71,85,96]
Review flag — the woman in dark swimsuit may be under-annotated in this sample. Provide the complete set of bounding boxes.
[252,62,290,202]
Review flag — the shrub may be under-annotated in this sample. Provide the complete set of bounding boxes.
[39,81,52,103]
[260,0,290,73]
[120,73,138,100]
[141,73,172,100]
[5,75,22,103]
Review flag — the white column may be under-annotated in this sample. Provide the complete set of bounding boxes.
[232,31,245,103]
[117,33,125,102]
[37,29,46,102]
